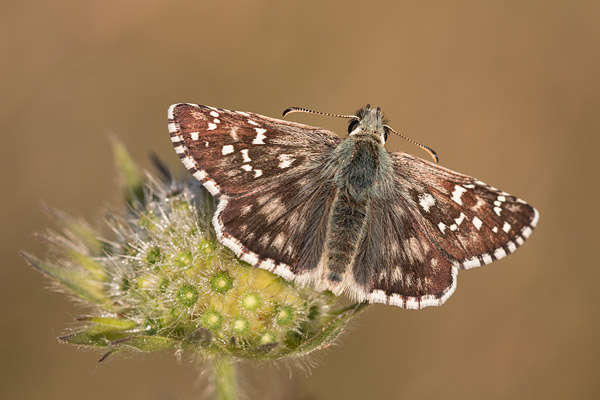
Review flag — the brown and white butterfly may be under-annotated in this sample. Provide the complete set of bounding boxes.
[168,103,539,309]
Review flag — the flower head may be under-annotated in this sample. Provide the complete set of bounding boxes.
[22,140,366,361]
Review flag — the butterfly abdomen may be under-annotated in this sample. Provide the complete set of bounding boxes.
[324,191,369,283]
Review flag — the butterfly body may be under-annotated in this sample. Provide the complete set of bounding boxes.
[168,103,539,309]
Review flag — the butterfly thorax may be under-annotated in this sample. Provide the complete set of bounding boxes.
[333,136,391,199]
[333,105,393,200]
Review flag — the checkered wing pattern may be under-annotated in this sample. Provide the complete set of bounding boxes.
[356,152,538,308]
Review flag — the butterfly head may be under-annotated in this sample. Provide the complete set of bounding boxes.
[282,104,438,162]
[348,105,389,144]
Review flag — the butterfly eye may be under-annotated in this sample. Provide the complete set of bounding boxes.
[348,120,359,134]
[382,128,389,143]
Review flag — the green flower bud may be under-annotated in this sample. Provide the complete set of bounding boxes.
[210,271,234,293]
[202,311,223,330]
[176,285,199,307]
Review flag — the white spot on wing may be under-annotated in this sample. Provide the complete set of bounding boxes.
[181,156,196,170]
[208,123,217,130]
[462,256,482,269]
[241,149,251,162]
[278,154,295,169]
[254,169,262,177]
[222,145,234,155]
[174,146,185,154]
[252,128,267,144]
[472,216,483,230]
[248,119,259,126]
[191,132,199,141]
[203,179,220,196]
[193,170,206,180]
[502,221,511,233]
[438,222,446,233]
[451,185,467,205]
[455,212,466,226]
[494,206,502,216]
[494,247,507,259]
[273,264,294,280]
[272,233,286,249]
[418,193,436,212]
[241,165,252,171]
[210,111,219,117]
[171,136,181,142]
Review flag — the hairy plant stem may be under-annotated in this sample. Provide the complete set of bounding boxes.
[213,357,238,400]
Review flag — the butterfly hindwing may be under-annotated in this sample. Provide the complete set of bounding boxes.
[214,164,338,281]
[354,195,457,309]
[168,103,341,197]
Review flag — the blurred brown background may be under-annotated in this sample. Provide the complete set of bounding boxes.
[2,1,598,399]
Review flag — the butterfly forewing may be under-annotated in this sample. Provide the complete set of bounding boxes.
[169,103,340,197]
[169,103,341,282]
[392,152,539,268]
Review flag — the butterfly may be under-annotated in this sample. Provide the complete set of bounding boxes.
[168,103,539,309]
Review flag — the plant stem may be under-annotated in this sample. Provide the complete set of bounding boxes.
[213,357,237,400]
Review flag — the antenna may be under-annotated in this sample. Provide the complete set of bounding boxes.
[384,125,439,163]
[282,107,358,120]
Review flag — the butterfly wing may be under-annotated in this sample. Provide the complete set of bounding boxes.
[391,152,539,267]
[213,165,338,280]
[169,103,341,277]
[168,103,340,197]
[354,151,539,309]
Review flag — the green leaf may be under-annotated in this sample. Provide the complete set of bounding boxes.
[110,335,176,352]
[80,317,137,330]
[41,204,105,254]
[65,249,107,281]
[59,331,110,347]
[59,319,139,348]
[20,252,110,306]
